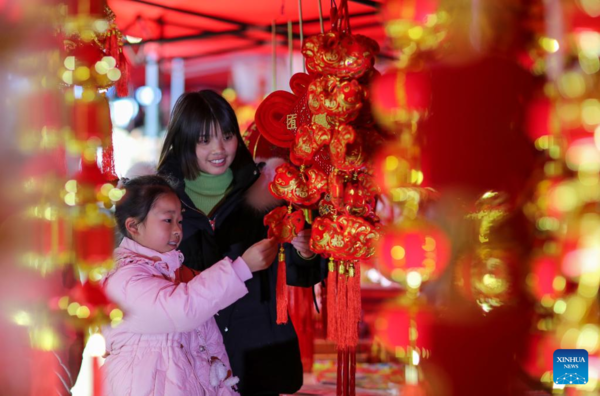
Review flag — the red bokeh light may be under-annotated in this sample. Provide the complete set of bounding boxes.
[376,219,451,284]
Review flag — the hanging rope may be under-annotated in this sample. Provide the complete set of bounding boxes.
[272,19,277,92]
[288,20,293,78]
[298,0,305,72]
[318,0,324,33]
[544,0,564,81]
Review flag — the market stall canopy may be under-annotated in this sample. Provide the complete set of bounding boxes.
[107,0,386,90]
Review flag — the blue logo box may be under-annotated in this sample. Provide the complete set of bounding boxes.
[554,349,588,385]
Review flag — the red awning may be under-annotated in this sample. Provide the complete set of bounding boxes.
[108,0,386,89]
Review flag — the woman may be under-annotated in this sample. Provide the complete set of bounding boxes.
[158,90,324,395]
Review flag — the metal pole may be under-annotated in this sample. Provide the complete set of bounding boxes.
[144,56,159,139]
[170,58,185,113]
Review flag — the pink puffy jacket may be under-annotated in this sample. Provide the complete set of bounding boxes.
[101,238,252,396]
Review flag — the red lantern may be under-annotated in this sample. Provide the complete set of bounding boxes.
[30,216,70,271]
[52,280,117,331]
[69,41,104,67]
[525,97,553,142]
[72,159,115,271]
[69,280,112,310]
[374,138,422,195]
[73,218,114,270]
[371,69,431,134]
[376,218,451,285]
[75,159,111,200]
[21,151,70,272]
[71,96,112,143]
[371,300,434,356]
[528,254,564,301]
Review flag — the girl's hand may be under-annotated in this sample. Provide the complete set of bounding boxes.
[242,238,278,272]
[291,229,315,259]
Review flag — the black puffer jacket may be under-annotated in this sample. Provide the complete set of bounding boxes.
[159,154,324,396]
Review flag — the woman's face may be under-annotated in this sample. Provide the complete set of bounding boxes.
[195,124,238,175]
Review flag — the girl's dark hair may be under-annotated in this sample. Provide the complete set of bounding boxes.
[114,175,178,238]
[158,90,248,180]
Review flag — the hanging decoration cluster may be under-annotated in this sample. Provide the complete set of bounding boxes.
[55,0,128,328]
[367,3,449,386]
[256,1,381,394]
[12,0,128,392]
[521,1,600,389]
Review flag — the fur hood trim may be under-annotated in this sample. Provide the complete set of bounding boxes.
[245,157,285,213]
[118,161,158,188]
[125,161,158,178]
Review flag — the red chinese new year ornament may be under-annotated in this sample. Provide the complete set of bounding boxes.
[302,31,379,79]
[269,163,328,207]
[260,3,382,395]
[73,159,115,273]
[264,206,306,324]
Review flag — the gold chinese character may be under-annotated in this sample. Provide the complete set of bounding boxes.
[286,113,297,130]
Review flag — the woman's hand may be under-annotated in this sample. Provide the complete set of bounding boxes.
[291,229,315,259]
[242,238,278,272]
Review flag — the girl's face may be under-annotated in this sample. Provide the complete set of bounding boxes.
[129,193,183,253]
[195,124,238,175]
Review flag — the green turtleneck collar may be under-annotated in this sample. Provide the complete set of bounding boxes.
[184,169,233,215]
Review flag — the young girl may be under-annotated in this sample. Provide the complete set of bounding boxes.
[158,90,324,396]
[101,175,277,396]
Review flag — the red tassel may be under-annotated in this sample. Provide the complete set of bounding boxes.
[326,258,338,342]
[342,347,350,396]
[116,51,129,97]
[106,30,120,61]
[93,356,103,396]
[289,287,315,372]
[336,348,343,396]
[336,262,348,348]
[100,98,117,179]
[101,143,117,180]
[322,278,328,337]
[276,245,289,324]
[346,261,361,347]
[349,347,356,396]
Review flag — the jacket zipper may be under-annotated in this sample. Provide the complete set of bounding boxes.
[180,342,204,391]
[182,200,218,231]
[182,200,220,231]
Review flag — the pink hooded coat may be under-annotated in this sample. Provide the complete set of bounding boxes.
[101,238,252,396]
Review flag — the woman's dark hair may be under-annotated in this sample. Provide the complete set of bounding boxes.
[114,175,178,238]
[158,90,250,180]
